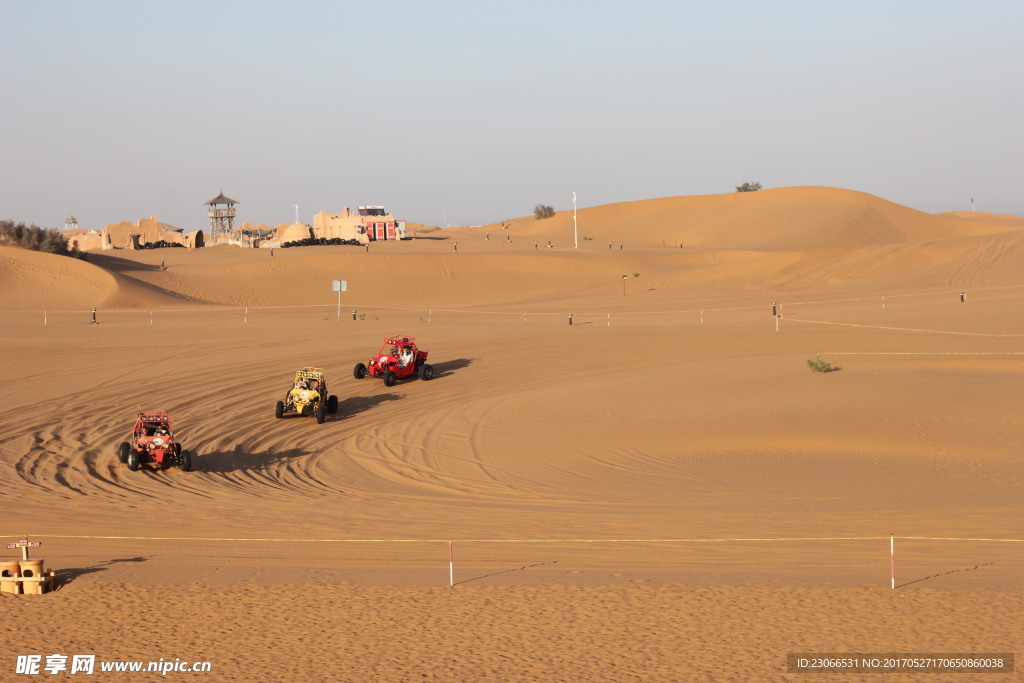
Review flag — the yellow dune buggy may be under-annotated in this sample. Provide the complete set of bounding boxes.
[275,367,338,424]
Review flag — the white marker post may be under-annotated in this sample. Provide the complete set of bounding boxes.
[244,307,248,324]
[332,280,347,321]
[449,540,454,587]
[573,192,578,249]
[890,534,895,589]
[43,311,47,326]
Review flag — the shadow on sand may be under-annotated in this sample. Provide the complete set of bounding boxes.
[87,253,166,274]
[52,556,149,590]
[430,358,474,379]
[895,562,993,589]
[197,446,310,473]
[337,392,403,419]
[454,560,559,586]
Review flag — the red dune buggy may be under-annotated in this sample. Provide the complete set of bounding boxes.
[116,411,192,472]
[353,335,433,387]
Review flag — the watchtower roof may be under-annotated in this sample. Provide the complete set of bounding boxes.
[204,192,240,206]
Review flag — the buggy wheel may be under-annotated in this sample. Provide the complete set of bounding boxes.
[353,363,367,379]
[327,395,339,414]
[126,448,142,471]
[316,406,327,424]
[117,441,130,463]
[418,363,434,381]
[383,370,397,387]
[178,449,192,472]
[275,400,284,419]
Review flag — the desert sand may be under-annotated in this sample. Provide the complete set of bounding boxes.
[1,186,1022,681]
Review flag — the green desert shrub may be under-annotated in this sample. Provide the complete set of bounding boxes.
[806,358,833,373]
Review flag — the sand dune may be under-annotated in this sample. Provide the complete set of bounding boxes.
[467,186,1024,249]
[2,187,1022,680]
[0,247,117,310]
[3,188,1023,315]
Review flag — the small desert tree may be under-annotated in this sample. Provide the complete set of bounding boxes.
[0,219,81,257]
[533,204,555,219]
[735,182,763,192]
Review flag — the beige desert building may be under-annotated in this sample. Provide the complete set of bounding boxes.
[259,206,406,247]
[313,206,406,243]
[65,216,202,251]
[63,203,405,252]
[62,228,104,252]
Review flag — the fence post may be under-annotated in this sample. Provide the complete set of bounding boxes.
[890,534,895,589]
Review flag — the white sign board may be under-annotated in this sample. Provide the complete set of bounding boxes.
[331,280,347,292]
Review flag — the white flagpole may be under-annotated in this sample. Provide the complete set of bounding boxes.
[573,192,578,249]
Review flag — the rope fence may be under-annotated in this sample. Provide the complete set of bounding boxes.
[4,533,1021,589]
[3,282,1023,331]
[7,533,1023,544]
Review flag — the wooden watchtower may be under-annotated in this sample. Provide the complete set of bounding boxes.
[204,191,239,242]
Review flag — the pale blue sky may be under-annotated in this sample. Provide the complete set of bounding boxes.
[2,1,1022,230]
